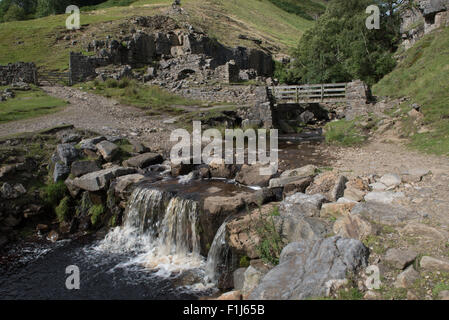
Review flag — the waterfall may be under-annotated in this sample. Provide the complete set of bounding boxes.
[205,221,229,284]
[95,186,204,276]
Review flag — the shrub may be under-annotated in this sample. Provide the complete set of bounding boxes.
[105,78,118,88]
[118,77,131,88]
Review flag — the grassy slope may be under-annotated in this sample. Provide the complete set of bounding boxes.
[0,86,67,123]
[0,0,320,71]
[373,26,449,156]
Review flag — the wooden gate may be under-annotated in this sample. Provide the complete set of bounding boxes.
[38,70,71,86]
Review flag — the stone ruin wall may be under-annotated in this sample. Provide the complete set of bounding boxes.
[401,0,449,50]
[69,27,274,85]
[0,62,38,86]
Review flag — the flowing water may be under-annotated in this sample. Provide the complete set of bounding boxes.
[0,129,332,299]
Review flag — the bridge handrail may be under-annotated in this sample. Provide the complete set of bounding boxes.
[268,82,349,103]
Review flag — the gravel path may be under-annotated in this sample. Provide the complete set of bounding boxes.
[0,86,177,152]
[330,139,449,227]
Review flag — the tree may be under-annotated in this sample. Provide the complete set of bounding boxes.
[284,0,408,86]
[3,3,26,21]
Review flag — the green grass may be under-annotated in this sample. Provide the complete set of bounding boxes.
[81,78,198,114]
[0,0,319,71]
[0,86,67,123]
[42,181,67,208]
[55,196,71,223]
[373,26,449,156]
[324,119,368,146]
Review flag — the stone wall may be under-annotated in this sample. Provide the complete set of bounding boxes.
[0,62,38,85]
[69,52,108,84]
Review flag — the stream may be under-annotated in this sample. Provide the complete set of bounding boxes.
[0,131,332,300]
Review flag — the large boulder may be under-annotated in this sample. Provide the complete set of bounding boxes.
[384,248,417,270]
[249,236,369,300]
[276,193,329,243]
[227,203,279,259]
[72,167,136,192]
[208,158,237,179]
[53,162,70,182]
[279,192,327,218]
[79,136,106,151]
[351,202,419,226]
[241,260,272,298]
[306,172,347,202]
[282,177,313,197]
[333,213,376,241]
[235,164,275,187]
[269,165,317,189]
[114,174,145,195]
[364,191,405,204]
[96,140,118,161]
[123,153,163,168]
[70,160,100,178]
[1,183,26,199]
[56,143,79,165]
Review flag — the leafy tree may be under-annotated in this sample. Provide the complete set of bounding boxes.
[3,3,26,21]
[285,0,410,86]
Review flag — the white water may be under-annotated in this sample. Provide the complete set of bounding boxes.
[205,221,228,284]
[94,186,206,277]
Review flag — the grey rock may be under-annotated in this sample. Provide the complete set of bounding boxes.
[129,140,150,153]
[72,167,136,191]
[235,164,274,187]
[280,164,317,179]
[420,256,449,272]
[1,182,26,199]
[96,140,118,161]
[79,136,106,151]
[242,263,270,296]
[394,265,419,288]
[70,160,100,177]
[56,143,79,166]
[333,213,376,241]
[233,268,247,291]
[379,173,402,187]
[53,162,70,182]
[65,178,81,198]
[331,175,347,201]
[369,182,387,191]
[364,191,405,204]
[385,248,417,270]
[114,174,145,194]
[298,111,315,124]
[351,202,419,226]
[250,236,369,300]
[279,192,327,218]
[61,133,81,143]
[123,152,163,168]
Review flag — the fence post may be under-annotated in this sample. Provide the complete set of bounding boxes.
[321,84,324,102]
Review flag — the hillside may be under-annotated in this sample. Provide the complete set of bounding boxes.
[0,0,324,71]
[373,26,449,155]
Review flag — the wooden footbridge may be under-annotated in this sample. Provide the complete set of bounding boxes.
[267,83,348,104]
